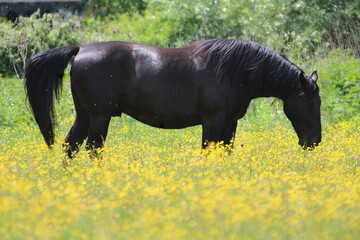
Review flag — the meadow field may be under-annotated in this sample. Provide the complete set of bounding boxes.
[0,74,359,239]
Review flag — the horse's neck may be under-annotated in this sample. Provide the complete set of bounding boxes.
[245,71,299,101]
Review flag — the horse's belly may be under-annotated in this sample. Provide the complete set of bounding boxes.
[128,113,200,129]
[122,98,201,129]
[122,77,201,128]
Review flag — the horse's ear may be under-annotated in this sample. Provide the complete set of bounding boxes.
[300,73,313,89]
[311,71,318,82]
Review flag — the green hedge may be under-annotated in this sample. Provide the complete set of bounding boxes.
[1,0,359,76]
[0,13,82,77]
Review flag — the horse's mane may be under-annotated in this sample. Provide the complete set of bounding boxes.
[193,39,303,93]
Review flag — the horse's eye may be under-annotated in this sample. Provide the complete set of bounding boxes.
[297,91,305,97]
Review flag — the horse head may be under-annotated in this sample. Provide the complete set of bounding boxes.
[283,71,322,150]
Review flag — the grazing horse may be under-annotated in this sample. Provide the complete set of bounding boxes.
[25,39,321,158]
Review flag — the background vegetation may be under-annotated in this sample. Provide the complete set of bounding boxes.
[0,0,359,122]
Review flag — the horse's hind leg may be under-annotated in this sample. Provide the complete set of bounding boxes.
[85,115,111,160]
[63,86,89,159]
[63,109,89,159]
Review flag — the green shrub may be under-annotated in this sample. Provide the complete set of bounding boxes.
[314,50,360,121]
[145,0,359,56]
[0,12,82,77]
[1,0,359,77]
[82,12,174,47]
[83,0,147,19]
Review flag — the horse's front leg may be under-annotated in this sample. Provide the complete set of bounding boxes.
[85,115,111,161]
[201,113,227,149]
[221,121,238,148]
[219,121,238,154]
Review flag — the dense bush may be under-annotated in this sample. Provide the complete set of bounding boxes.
[1,0,359,75]
[144,0,360,56]
[81,12,174,46]
[83,0,147,18]
[0,12,82,77]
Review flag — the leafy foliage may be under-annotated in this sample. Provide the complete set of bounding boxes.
[0,12,82,77]
[144,0,359,56]
[1,0,359,75]
[83,0,147,18]
[81,12,174,46]
[315,50,360,121]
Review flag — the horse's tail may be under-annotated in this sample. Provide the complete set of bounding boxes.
[25,46,80,147]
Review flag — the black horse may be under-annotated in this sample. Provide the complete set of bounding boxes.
[25,39,321,158]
